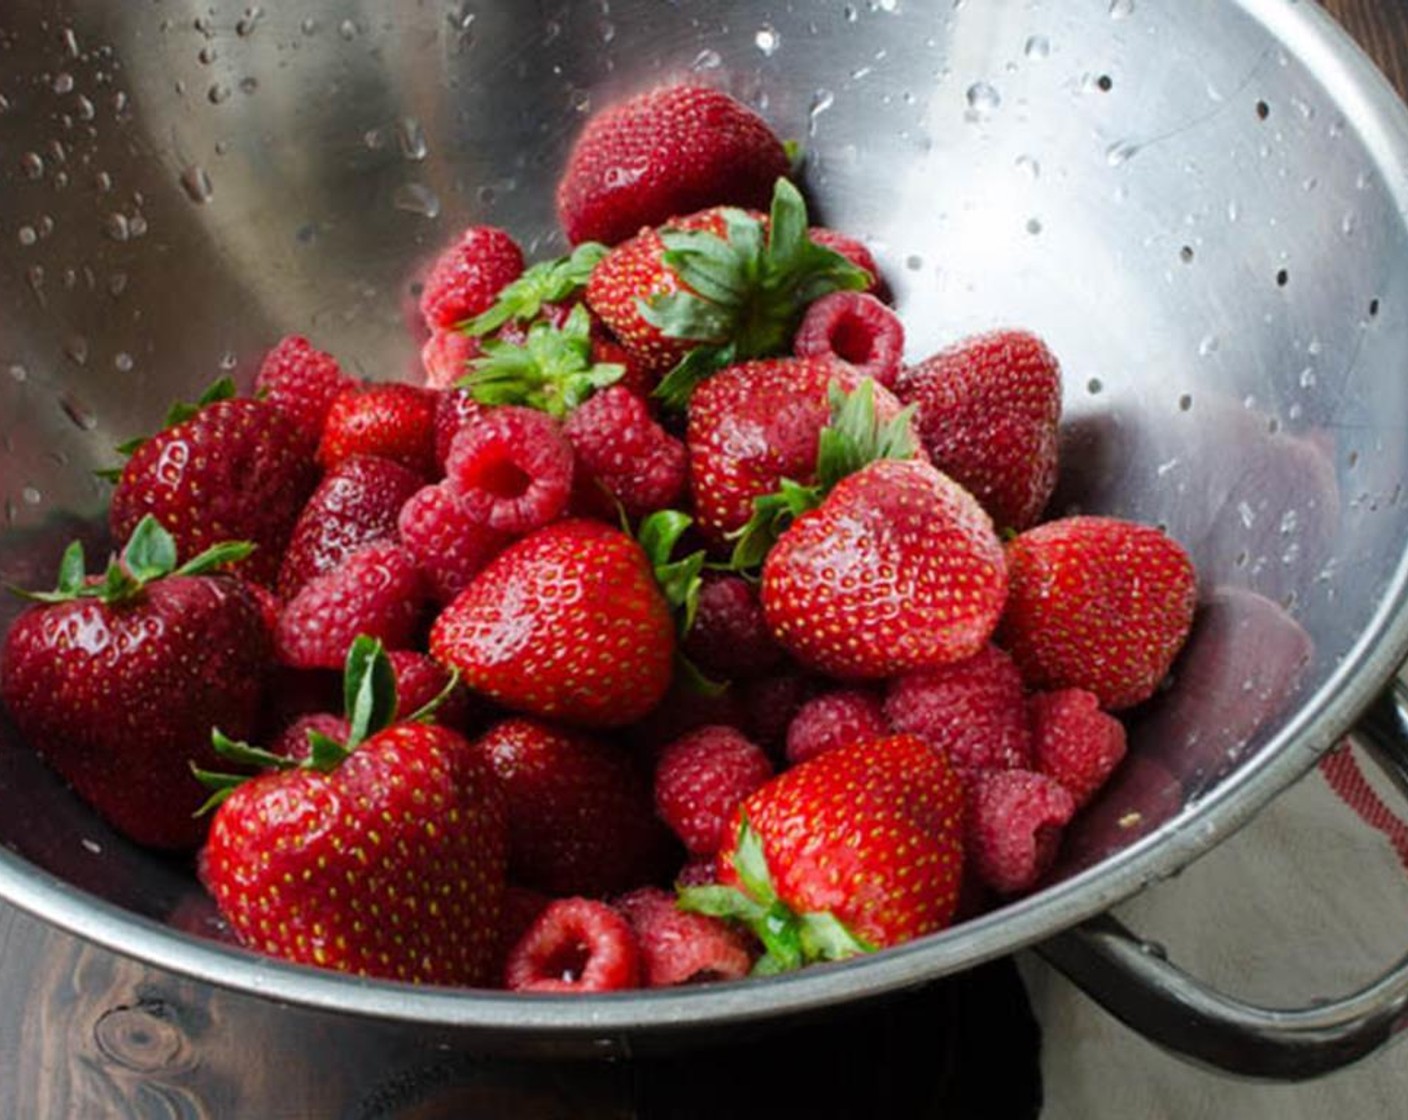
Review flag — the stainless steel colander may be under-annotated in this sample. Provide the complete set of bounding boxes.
[4,0,1408,1098]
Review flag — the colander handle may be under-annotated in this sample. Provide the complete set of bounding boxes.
[1037,683,1408,1080]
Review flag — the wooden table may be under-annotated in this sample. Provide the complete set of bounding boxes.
[3,3,1406,1116]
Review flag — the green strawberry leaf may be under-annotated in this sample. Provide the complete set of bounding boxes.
[343,635,398,748]
[460,304,624,418]
[306,730,353,772]
[674,651,730,698]
[121,514,179,583]
[55,541,86,596]
[731,815,778,907]
[727,478,824,573]
[637,509,708,636]
[816,378,919,491]
[652,342,737,413]
[797,911,876,962]
[211,728,299,772]
[461,242,608,337]
[171,539,257,577]
[676,883,768,924]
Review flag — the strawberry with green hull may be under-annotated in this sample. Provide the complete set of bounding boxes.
[681,734,965,972]
[108,379,319,588]
[586,178,872,407]
[0,517,268,850]
[199,636,508,986]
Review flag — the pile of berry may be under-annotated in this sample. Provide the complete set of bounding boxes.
[0,85,1196,992]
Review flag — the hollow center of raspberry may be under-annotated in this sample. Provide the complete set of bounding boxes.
[469,458,534,500]
[830,315,877,365]
[543,938,592,984]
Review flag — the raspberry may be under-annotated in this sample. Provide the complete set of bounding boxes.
[503,897,641,992]
[675,856,719,889]
[613,887,754,986]
[793,292,905,390]
[966,769,1076,895]
[396,482,511,604]
[444,407,575,535]
[681,573,783,679]
[433,388,491,471]
[419,225,525,331]
[785,689,888,766]
[277,454,424,600]
[808,227,890,301]
[273,712,351,761]
[386,649,478,731]
[274,542,427,669]
[653,726,773,856]
[740,669,817,753]
[884,645,1032,774]
[1029,689,1128,808]
[317,383,440,478]
[563,386,687,518]
[421,329,481,391]
[254,335,352,453]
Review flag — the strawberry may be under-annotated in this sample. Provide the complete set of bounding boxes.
[276,454,424,599]
[762,456,1008,680]
[688,358,913,549]
[473,717,673,898]
[895,329,1062,532]
[254,335,354,452]
[999,515,1197,710]
[418,224,525,331]
[0,517,268,849]
[199,637,508,985]
[556,84,790,247]
[108,382,319,588]
[585,179,872,406]
[429,518,677,728]
[680,735,964,971]
[317,382,439,478]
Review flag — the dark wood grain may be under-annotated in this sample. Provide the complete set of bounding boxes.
[1322,0,1408,98]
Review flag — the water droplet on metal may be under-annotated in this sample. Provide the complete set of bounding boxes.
[393,182,441,219]
[1341,211,1357,236]
[108,271,128,297]
[1106,140,1140,166]
[239,76,259,95]
[965,81,1001,117]
[236,7,264,37]
[691,48,722,71]
[75,94,95,120]
[179,164,213,204]
[64,334,89,366]
[1024,35,1050,60]
[219,350,238,371]
[105,212,131,241]
[115,352,134,372]
[339,19,359,39]
[1109,0,1135,17]
[396,116,428,161]
[755,24,781,56]
[60,393,97,430]
[62,26,80,58]
[1015,153,1040,179]
[1198,334,1220,357]
[20,152,45,179]
[1025,216,1043,235]
[198,45,218,65]
[17,226,37,247]
[208,83,231,105]
[52,72,75,95]
[21,486,41,507]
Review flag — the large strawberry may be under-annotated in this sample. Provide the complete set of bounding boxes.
[199,636,508,986]
[761,456,1008,680]
[108,380,319,587]
[895,330,1062,532]
[998,515,1197,710]
[472,717,674,897]
[556,84,791,247]
[688,358,914,549]
[585,178,871,406]
[680,734,965,972]
[429,518,678,727]
[0,517,269,849]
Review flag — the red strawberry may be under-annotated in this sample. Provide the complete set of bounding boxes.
[613,886,754,986]
[473,717,674,897]
[254,335,354,452]
[430,519,675,728]
[999,516,1197,710]
[884,644,1033,774]
[418,225,525,331]
[653,726,773,857]
[277,454,424,599]
[762,458,1008,679]
[556,85,790,247]
[585,180,873,406]
[682,734,964,969]
[0,518,269,849]
[808,227,890,301]
[109,390,319,588]
[1028,689,1128,808]
[785,688,888,766]
[896,330,1062,531]
[200,639,508,985]
[687,357,912,548]
[503,897,641,992]
[275,541,427,669]
[317,382,439,478]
